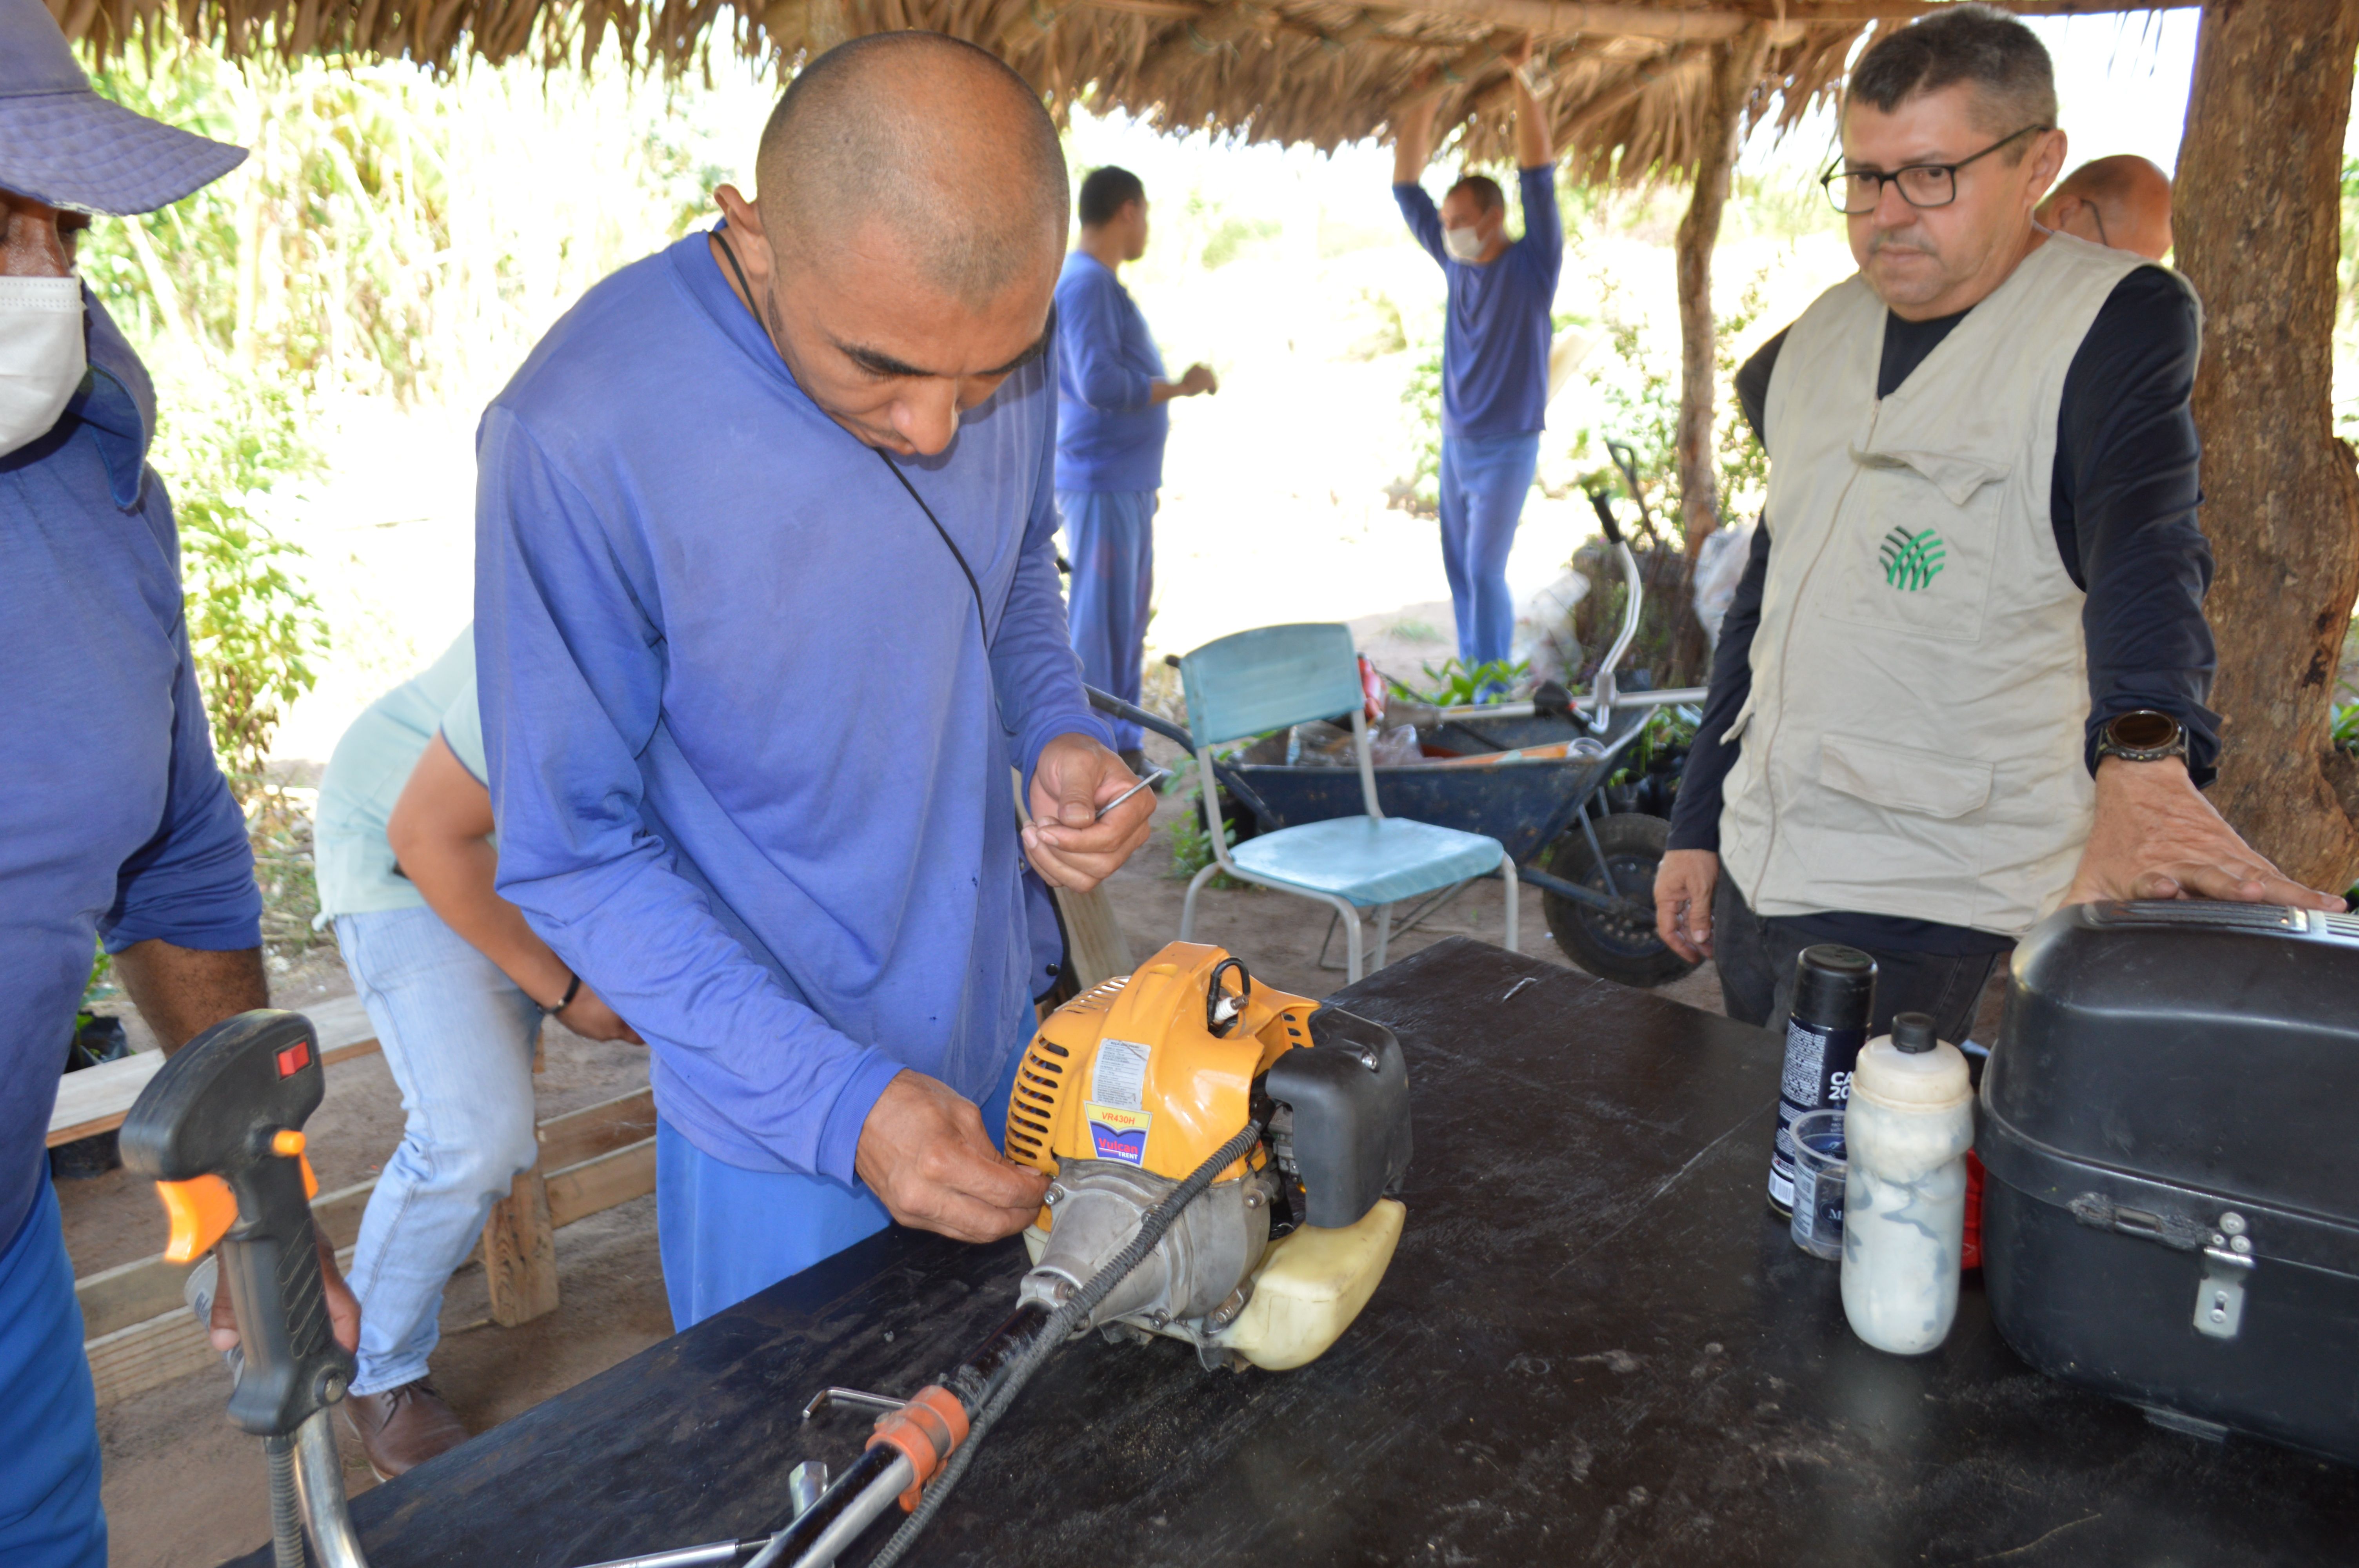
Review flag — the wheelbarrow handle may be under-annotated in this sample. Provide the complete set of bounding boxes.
[1082,686,1278,828]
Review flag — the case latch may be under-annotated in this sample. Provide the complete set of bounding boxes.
[2194,1246,2254,1340]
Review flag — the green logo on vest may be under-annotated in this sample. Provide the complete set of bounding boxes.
[1880,526,1947,591]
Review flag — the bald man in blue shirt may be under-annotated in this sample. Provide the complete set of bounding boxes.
[1392,42,1564,679]
[476,34,1157,1327]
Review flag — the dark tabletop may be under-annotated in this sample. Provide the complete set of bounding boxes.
[236,937,2359,1568]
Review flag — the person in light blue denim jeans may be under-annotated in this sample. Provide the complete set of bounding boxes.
[316,628,639,1477]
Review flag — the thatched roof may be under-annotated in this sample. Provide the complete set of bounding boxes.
[54,0,2180,182]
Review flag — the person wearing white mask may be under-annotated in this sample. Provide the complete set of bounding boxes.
[0,5,358,1561]
[1390,38,1563,687]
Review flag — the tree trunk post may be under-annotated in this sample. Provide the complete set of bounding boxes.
[1673,23,1770,559]
[1662,23,1770,687]
[2176,0,2359,891]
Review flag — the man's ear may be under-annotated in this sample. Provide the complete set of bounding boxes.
[712,183,777,286]
[2025,128,2068,209]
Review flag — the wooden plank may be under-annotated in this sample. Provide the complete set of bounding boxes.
[48,991,382,1147]
[545,1137,657,1230]
[482,1165,560,1327]
[536,1087,656,1174]
[47,1051,165,1147]
[1055,881,1135,991]
[87,1305,219,1409]
[75,1138,657,1344]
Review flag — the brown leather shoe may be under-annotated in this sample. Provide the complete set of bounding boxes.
[343,1379,470,1479]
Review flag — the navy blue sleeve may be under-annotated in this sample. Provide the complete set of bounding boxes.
[102,520,263,954]
[1518,166,1563,294]
[2054,267,2219,786]
[1666,520,1771,854]
[1735,328,1787,445]
[1393,183,1447,269]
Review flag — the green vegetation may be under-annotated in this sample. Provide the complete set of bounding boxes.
[1390,657,1532,706]
[73,34,742,952]
[1558,270,1771,545]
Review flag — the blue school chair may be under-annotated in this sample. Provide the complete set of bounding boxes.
[1176,622,1517,982]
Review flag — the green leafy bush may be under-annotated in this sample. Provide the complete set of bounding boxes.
[1389,657,1532,706]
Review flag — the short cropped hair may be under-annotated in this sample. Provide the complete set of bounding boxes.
[1846,4,2057,143]
[755,33,1067,305]
[1078,166,1145,228]
[1446,174,1504,214]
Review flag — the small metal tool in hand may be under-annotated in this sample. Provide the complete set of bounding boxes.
[1093,768,1168,822]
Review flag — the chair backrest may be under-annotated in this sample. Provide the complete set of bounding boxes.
[1178,623,1363,746]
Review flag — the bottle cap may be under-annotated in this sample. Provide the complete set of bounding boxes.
[1792,945,1877,1031]
[1892,1012,1937,1054]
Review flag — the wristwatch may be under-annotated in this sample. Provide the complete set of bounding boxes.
[2094,709,2188,766]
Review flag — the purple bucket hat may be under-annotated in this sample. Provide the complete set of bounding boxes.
[0,0,246,216]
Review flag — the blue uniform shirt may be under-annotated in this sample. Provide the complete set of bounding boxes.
[1052,252,1169,494]
[1395,167,1565,441]
[476,231,1110,1189]
[0,290,260,1244]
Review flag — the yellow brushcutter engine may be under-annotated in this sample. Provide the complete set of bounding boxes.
[1005,940,1411,1372]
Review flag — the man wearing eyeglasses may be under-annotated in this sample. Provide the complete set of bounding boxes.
[1654,5,2342,1050]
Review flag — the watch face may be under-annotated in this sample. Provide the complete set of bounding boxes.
[2109,710,2179,751]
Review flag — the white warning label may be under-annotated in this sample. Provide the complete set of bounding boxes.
[1092,1039,1152,1112]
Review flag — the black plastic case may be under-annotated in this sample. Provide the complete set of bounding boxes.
[1979,900,2359,1463]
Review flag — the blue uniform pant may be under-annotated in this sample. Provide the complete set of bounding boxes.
[1058,490,1158,751]
[335,907,544,1396]
[1436,432,1542,673]
[655,1037,1029,1330]
[0,1181,105,1568]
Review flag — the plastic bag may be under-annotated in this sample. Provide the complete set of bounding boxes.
[1691,522,1755,649]
[1510,569,1591,686]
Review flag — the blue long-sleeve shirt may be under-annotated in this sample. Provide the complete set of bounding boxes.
[1,289,259,1243]
[1395,166,1565,440]
[476,230,1111,1188]
[1052,252,1169,493]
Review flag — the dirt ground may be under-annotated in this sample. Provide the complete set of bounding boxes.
[85,741,1742,1566]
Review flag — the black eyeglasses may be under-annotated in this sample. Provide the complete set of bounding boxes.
[1822,125,2052,215]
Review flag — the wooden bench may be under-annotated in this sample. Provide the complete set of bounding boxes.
[63,996,657,1407]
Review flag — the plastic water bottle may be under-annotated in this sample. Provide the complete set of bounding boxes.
[1840,1012,1974,1355]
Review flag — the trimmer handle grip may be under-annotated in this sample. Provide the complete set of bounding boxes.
[1586,488,1624,546]
[121,1010,353,1437]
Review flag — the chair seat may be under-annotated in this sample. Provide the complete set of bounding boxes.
[1230,815,1504,907]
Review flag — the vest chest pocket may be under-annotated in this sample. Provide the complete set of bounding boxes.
[1821,445,2010,644]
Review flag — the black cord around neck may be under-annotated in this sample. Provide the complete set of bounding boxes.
[710,224,989,649]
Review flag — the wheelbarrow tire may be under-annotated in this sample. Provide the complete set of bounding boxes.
[1541,811,1701,989]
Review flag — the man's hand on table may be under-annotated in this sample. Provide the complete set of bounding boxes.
[2065,756,2346,911]
[1654,848,1719,962]
[1023,733,1155,891]
[857,1070,1050,1242]
[209,1227,362,1356]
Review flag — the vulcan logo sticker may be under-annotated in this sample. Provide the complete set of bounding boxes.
[1084,1103,1151,1166]
[1880,526,1947,591]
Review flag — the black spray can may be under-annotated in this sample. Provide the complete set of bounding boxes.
[1767,944,1876,1215]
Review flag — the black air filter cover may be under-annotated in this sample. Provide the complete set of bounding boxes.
[1266,1007,1411,1229]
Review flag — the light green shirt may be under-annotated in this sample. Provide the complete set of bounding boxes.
[313,629,488,918]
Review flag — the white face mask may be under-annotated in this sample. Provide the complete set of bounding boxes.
[1442,225,1487,263]
[0,276,87,458]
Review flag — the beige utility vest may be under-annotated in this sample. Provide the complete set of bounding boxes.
[1719,234,2149,936]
